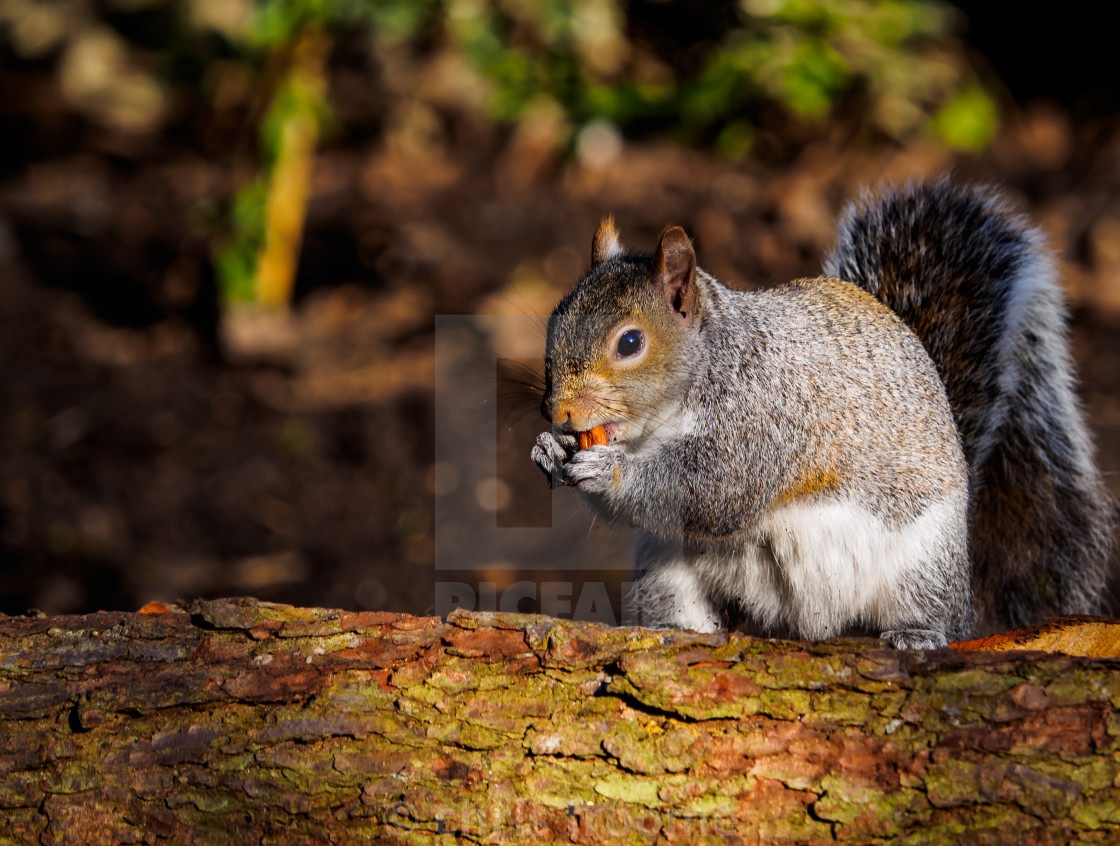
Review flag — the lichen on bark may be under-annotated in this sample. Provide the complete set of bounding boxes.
[1,598,1119,844]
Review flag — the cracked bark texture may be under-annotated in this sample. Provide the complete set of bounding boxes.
[1,598,1119,845]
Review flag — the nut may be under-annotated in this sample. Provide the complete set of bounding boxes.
[578,425,608,451]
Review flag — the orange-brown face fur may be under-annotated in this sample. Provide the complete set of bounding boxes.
[542,250,698,445]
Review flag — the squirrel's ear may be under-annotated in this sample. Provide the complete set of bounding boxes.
[654,224,697,325]
[592,215,624,266]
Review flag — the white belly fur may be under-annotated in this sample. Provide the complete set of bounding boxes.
[638,495,964,638]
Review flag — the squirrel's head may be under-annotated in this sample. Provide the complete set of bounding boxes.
[542,216,702,445]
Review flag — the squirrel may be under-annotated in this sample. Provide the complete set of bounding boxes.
[531,179,1114,649]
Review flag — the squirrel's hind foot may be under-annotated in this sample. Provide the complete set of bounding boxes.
[880,628,948,650]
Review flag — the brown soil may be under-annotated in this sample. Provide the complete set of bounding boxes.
[1,72,1118,619]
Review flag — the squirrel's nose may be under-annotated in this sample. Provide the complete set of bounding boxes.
[550,406,575,431]
[542,393,577,430]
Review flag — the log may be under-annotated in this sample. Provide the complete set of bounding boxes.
[1,598,1119,844]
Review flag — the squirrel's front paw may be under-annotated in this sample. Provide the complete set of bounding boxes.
[531,431,579,488]
[562,445,622,493]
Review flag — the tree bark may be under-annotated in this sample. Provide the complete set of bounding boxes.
[1,598,1118,844]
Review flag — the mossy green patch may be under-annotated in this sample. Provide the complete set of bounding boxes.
[763,654,853,689]
[683,793,736,817]
[593,773,663,807]
[525,723,607,759]
[927,756,1084,819]
[926,668,1020,696]
[602,721,702,775]
[427,720,508,751]
[192,597,341,634]
[755,688,811,720]
[316,672,396,713]
[814,776,924,836]
[1046,668,1113,706]
[1072,791,1120,828]
[165,787,235,814]
[806,689,875,726]
[1065,758,1120,792]
[894,804,1063,845]
[43,764,102,794]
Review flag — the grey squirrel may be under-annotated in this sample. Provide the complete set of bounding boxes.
[531,179,1113,648]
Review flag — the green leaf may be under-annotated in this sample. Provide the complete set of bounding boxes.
[933,85,998,152]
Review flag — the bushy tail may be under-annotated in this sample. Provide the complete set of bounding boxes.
[824,179,1114,633]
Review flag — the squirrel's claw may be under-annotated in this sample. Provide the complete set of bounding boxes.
[532,431,577,488]
[555,432,579,453]
[562,445,620,493]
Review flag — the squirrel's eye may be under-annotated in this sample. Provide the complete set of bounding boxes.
[616,329,644,357]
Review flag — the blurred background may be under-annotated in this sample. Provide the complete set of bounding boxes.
[1,0,1118,619]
